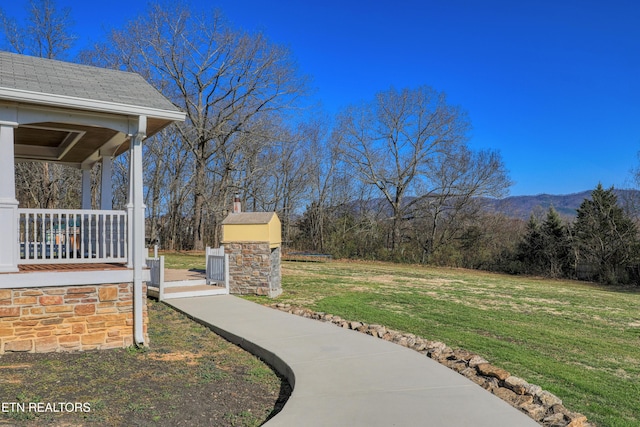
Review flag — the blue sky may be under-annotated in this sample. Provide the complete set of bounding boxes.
[3,0,640,196]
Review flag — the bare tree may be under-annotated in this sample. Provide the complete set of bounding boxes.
[1,0,79,209]
[295,117,355,252]
[336,86,472,253]
[83,3,308,249]
[0,0,75,58]
[336,86,511,259]
[412,145,511,262]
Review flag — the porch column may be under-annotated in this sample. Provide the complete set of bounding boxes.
[100,154,113,210]
[127,116,147,346]
[81,167,92,209]
[127,119,147,267]
[0,122,19,272]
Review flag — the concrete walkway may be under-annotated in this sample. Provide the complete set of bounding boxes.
[166,295,539,427]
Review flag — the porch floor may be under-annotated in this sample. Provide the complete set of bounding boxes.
[15,263,129,273]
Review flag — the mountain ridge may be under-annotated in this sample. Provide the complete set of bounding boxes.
[483,189,640,219]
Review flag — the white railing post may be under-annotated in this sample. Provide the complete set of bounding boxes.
[158,255,165,301]
[224,253,230,293]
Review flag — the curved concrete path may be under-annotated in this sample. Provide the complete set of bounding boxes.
[166,295,539,427]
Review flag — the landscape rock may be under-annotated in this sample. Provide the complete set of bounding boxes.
[525,383,543,396]
[538,390,563,407]
[411,339,426,352]
[460,367,479,380]
[452,348,474,361]
[566,412,588,427]
[493,387,519,405]
[468,355,488,368]
[550,404,569,416]
[543,412,566,427]
[425,341,446,351]
[475,363,510,381]
[522,403,547,420]
[504,375,529,395]
[393,336,408,347]
[480,377,500,393]
[405,336,417,348]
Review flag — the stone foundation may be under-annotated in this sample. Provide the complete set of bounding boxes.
[225,242,282,298]
[0,283,148,354]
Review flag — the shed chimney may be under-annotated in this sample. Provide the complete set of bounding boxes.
[233,193,242,213]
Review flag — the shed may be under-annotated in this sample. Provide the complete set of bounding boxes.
[221,212,281,249]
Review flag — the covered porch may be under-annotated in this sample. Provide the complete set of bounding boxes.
[0,51,185,352]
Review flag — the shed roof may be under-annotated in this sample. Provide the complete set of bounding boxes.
[221,212,279,225]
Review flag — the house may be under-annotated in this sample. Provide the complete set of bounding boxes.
[0,51,185,353]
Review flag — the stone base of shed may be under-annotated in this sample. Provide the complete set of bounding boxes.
[225,242,282,298]
[0,283,148,354]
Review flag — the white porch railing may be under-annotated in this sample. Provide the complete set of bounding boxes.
[18,209,128,264]
[146,255,165,300]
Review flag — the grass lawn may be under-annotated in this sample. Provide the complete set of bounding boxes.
[160,251,208,270]
[242,259,639,427]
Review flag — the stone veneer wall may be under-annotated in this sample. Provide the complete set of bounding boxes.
[225,242,282,298]
[0,283,148,354]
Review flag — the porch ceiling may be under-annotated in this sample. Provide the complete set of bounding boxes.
[13,117,169,165]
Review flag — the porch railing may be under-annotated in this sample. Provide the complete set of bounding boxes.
[18,209,128,264]
[206,245,229,292]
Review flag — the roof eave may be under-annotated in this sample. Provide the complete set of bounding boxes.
[0,87,186,122]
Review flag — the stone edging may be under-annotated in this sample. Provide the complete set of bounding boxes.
[271,303,591,427]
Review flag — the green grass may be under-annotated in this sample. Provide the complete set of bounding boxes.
[256,260,640,427]
[160,251,207,270]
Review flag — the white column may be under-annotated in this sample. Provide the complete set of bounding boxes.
[128,116,147,346]
[100,155,113,210]
[128,119,147,267]
[0,122,19,272]
[81,167,92,209]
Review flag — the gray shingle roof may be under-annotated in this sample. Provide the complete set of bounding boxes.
[222,212,278,225]
[0,50,179,113]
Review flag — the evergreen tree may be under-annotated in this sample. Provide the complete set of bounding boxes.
[517,207,573,277]
[517,215,545,275]
[540,207,573,278]
[573,184,639,284]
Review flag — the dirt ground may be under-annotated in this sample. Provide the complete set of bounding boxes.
[0,300,290,426]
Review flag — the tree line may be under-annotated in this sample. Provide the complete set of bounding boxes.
[2,1,639,286]
[513,185,639,284]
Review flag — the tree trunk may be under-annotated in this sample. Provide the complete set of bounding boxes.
[192,152,206,251]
